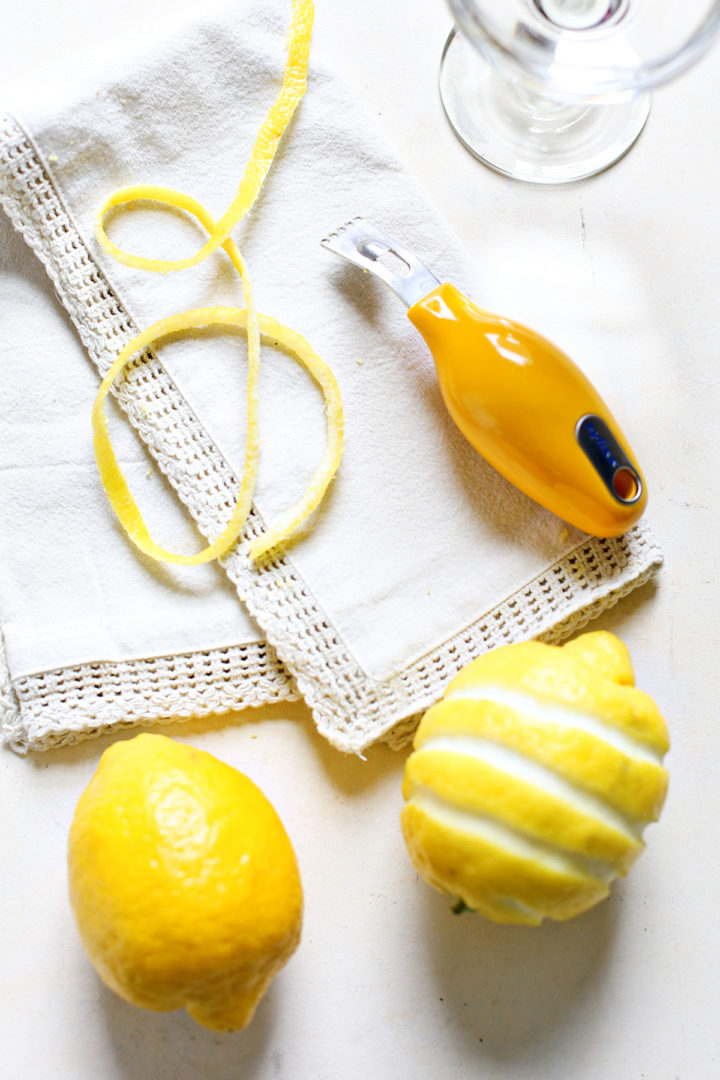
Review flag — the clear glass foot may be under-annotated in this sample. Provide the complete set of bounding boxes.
[439,27,651,183]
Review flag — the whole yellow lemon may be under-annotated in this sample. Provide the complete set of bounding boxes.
[401,631,669,925]
[68,734,302,1031]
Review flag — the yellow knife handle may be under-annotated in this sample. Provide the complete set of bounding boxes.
[408,282,646,537]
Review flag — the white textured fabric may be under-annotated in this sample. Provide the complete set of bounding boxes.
[0,182,298,754]
[0,0,662,754]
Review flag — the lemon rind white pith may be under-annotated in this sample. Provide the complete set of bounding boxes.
[408,785,618,885]
[443,684,663,764]
[411,734,644,841]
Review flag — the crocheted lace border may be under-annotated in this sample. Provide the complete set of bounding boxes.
[0,113,663,755]
[0,629,299,754]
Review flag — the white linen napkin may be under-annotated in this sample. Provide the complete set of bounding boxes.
[0,0,662,754]
[0,204,298,753]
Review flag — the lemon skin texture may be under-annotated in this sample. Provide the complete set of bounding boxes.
[68,734,303,1031]
[401,632,669,925]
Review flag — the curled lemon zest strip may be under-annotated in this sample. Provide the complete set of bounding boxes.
[92,0,342,565]
[93,305,343,565]
[95,0,314,273]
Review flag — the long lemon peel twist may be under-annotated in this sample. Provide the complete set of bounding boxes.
[96,0,314,274]
[93,0,342,565]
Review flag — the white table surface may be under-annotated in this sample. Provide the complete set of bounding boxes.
[2,2,719,1078]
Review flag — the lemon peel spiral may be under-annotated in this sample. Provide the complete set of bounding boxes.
[93,0,342,564]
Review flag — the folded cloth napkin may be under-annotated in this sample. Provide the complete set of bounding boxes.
[0,0,662,755]
[0,206,298,754]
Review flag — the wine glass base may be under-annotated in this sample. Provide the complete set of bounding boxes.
[439,29,651,184]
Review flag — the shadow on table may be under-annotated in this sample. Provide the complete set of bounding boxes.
[99,978,283,1080]
[416,879,622,1065]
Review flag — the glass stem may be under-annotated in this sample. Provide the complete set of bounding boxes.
[505,82,590,133]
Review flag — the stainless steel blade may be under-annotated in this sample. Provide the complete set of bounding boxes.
[320,217,440,309]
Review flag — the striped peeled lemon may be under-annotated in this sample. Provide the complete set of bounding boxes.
[401,632,669,924]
